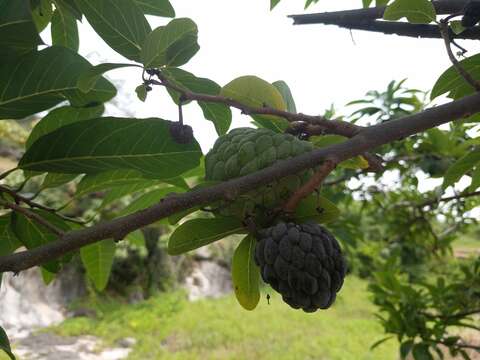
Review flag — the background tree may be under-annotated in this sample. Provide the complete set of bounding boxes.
[0,0,480,359]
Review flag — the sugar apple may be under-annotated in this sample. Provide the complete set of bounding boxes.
[204,127,314,218]
[254,221,347,312]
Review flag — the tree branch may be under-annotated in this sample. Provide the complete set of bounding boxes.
[0,201,64,236]
[1,92,480,273]
[284,159,337,213]
[439,20,480,91]
[418,190,480,208]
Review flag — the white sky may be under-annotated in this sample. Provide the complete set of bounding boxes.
[49,0,479,152]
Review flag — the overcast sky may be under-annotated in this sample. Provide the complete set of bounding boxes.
[44,0,475,152]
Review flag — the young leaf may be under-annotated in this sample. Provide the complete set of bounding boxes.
[19,117,203,179]
[431,54,480,100]
[0,215,21,257]
[443,148,480,188]
[168,217,246,255]
[294,195,340,224]
[0,0,43,57]
[134,0,175,17]
[162,67,232,135]
[26,105,105,149]
[76,0,151,61]
[272,80,297,113]
[41,173,80,190]
[51,7,79,51]
[78,63,141,93]
[0,47,116,120]
[232,234,261,311]
[141,18,199,68]
[383,0,436,24]
[135,84,148,102]
[80,239,116,291]
[10,210,70,273]
[270,0,281,10]
[221,76,288,132]
[41,268,56,285]
[0,326,15,360]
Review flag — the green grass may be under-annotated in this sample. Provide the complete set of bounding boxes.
[44,276,398,360]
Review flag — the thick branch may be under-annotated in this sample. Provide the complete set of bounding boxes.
[2,92,480,272]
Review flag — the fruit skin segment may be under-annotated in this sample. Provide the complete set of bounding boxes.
[204,127,314,218]
[254,221,347,313]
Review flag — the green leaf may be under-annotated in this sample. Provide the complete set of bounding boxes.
[119,187,179,216]
[412,343,433,360]
[53,0,82,20]
[75,0,151,61]
[125,230,145,247]
[221,75,288,132]
[19,117,203,178]
[41,268,56,285]
[0,215,21,257]
[270,0,281,10]
[135,84,148,102]
[443,148,480,188]
[100,183,153,209]
[80,239,116,291]
[10,210,70,272]
[78,63,140,93]
[26,105,105,148]
[168,217,245,255]
[370,336,393,350]
[0,326,15,360]
[273,80,297,113]
[294,195,340,224]
[232,234,260,311]
[141,18,199,68]
[0,0,43,57]
[450,20,466,35]
[431,53,480,100]
[310,135,369,169]
[41,173,80,189]
[134,0,175,17]
[468,166,480,191]
[32,0,54,33]
[383,0,436,24]
[51,7,79,51]
[400,340,414,359]
[162,67,232,135]
[0,46,116,120]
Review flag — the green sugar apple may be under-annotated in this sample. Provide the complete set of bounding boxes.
[205,127,315,219]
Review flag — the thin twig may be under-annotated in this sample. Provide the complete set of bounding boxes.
[418,190,480,208]
[439,20,480,91]
[0,201,64,236]
[284,159,337,213]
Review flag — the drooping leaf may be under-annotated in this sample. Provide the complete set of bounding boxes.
[273,80,297,113]
[310,135,369,169]
[32,0,54,32]
[0,47,116,120]
[162,67,232,135]
[443,148,480,188]
[119,186,180,216]
[232,234,261,311]
[41,268,56,285]
[468,166,480,191]
[370,336,393,350]
[0,215,21,256]
[221,75,288,132]
[0,0,43,57]
[41,173,80,189]
[51,7,79,51]
[75,0,151,61]
[431,53,480,100]
[400,340,414,359]
[168,217,246,255]
[53,0,82,20]
[135,84,148,102]
[411,343,433,360]
[294,195,340,224]
[0,326,15,360]
[20,117,203,178]
[270,0,281,10]
[10,210,70,272]
[77,63,141,93]
[100,182,155,209]
[125,230,145,247]
[134,0,175,17]
[26,104,105,148]
[80,239,116,291]
[383,0,436,24]
[141,18,199,68]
